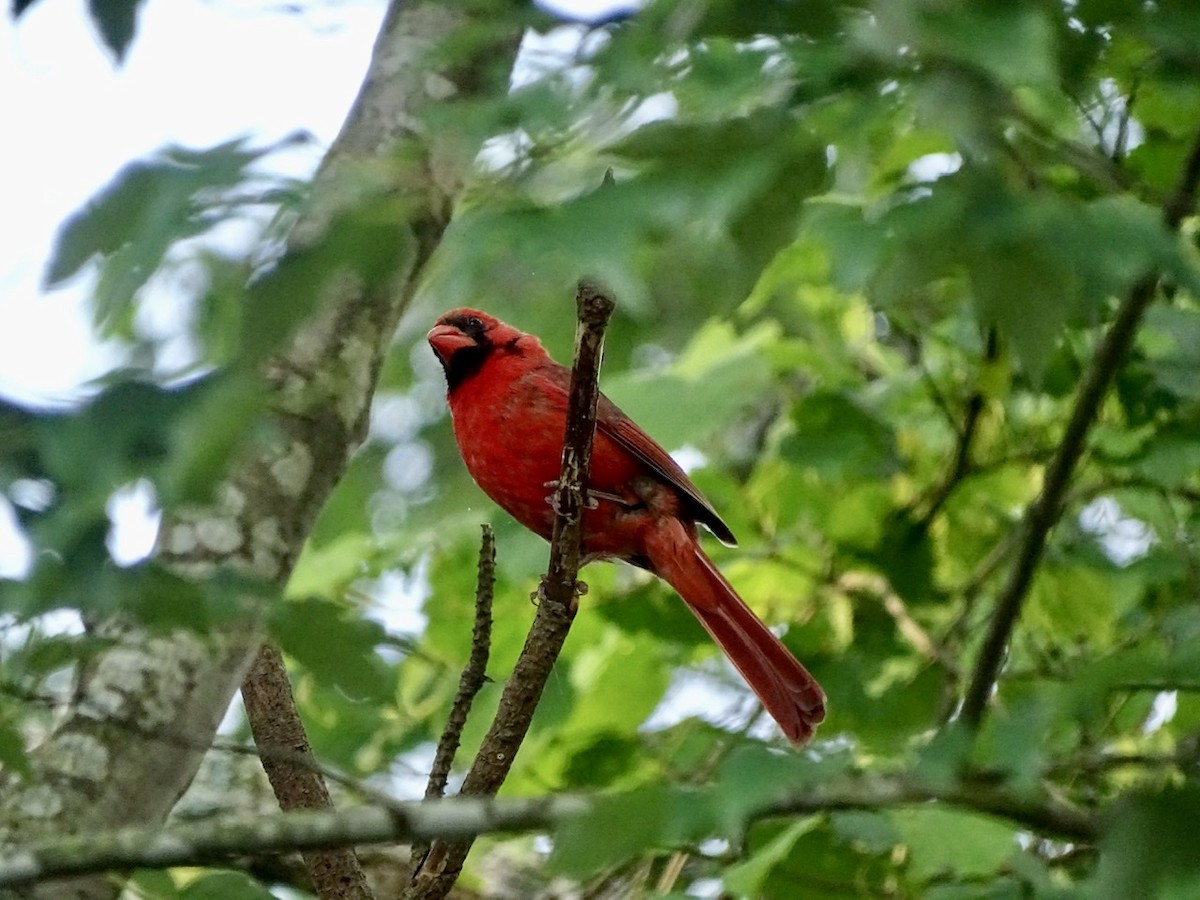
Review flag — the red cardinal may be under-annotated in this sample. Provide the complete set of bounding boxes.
[428,309,825,744]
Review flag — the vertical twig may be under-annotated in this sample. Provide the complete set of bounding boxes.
[409,525,496,871]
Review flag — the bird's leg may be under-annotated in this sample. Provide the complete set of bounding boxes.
[542,480,634,511]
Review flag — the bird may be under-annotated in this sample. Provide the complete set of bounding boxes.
[428,308,826,744]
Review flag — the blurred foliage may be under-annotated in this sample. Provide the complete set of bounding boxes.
[11,0,145,62]
[5,0,1200,897]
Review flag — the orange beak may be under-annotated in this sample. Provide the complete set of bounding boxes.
[428,324,477,364]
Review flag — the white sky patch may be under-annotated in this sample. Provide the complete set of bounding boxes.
[909,152,962,182]
[106,479,161,566]
[1143,691,1177,734]
[0,610,85,650]
[1079,496,1155,565]
[0,498,34,578]
[671,444,707,474]
[365,561,431,638]
[0,0,385,403]
[536,0,643,22]
[642,667,753,734]
[686,879,725,898]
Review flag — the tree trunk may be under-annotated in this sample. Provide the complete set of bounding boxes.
[0,4,521,897]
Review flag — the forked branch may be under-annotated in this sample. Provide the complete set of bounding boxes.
[405,282,617,898]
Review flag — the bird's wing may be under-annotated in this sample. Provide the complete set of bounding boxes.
[528,364,737,546]
[595,394,737,546]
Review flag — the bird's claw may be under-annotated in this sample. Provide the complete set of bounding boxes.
[532,578,588,613]
[544,479,598,513]
[543,480,631,512]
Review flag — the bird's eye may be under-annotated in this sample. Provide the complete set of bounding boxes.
[464,316,483,329]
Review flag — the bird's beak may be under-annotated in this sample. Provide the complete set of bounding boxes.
[427,324,477,364]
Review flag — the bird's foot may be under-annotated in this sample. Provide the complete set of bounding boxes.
[542,480,630,512]
[532,578,588,613]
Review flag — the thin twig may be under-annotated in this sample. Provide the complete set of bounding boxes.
[405,281,617,898]
[919,329,998,528]
[655,851,689,893]
[959,126,1200,728]
[242,644,376,899]
[762,775,1097,842]
[838,571,958,673]
[410,525,496,871]
[425,524,496,800]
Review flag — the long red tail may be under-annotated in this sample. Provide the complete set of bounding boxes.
[645,522,826,744]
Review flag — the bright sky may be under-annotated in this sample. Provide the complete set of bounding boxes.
[0,0,388,403]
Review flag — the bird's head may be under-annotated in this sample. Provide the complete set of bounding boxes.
[428,308,530,390]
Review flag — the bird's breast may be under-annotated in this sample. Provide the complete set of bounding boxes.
[446,359,692,565]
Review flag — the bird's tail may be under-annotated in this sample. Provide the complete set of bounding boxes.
[645,522,826,745]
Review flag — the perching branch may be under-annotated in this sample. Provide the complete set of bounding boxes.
[919,329,998,528]
[406,281,617,899]
[763,776,1097,843]
[960,126,1200,728]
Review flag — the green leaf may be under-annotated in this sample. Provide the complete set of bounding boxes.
[892,807,1018,882]
[1096,784,1200,900]
[966,239,1078,383]
[780,391,898,479]
[88,0,144,63]
[269,596,393,701]
[1130,427,1200,488]
[866,512,935,605]
[714,743,854,832]
[604,319,775,451]
[550,786,713,877]
[125,870,183,898]
[44,138,288,334]
[562,629,669,739]
[1026,562,1120,646]
[904,3,1058,90]
[561,733,642,789]
[830,810,901,855]
[1136,78,1200,139]
[724,818,820,895]
[0,708,32,780]
[178,870,276,899]
[1139,304,1200,399]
